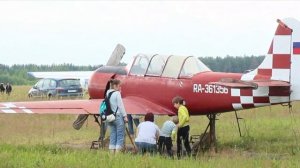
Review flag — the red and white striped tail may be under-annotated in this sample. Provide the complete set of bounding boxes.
[241,18,300,101]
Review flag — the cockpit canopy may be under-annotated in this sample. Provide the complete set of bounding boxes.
[128,54,211,78]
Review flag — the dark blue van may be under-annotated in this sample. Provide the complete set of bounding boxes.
[28,78,83,99]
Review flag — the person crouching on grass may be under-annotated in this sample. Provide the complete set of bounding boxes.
[158,116,179,157]
[134,112,159,155]
[172,96,191,158]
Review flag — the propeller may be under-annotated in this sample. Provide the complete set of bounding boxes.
[106,44,126,66]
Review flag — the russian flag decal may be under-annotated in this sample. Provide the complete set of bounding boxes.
[293,42,300,54]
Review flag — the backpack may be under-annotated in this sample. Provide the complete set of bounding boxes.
[99,91,118,122]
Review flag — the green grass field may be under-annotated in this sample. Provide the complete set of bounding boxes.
[0,86,300,167]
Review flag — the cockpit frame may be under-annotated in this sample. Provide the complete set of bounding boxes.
[128,54,211,78]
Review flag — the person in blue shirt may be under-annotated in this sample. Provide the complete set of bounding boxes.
[127,114,141,138]
[106,79,128,153]
[158,116,179,157]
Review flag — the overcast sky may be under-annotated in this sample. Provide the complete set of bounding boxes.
[0,1,299,66]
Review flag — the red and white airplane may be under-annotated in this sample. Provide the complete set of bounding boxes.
[1,18,300,146]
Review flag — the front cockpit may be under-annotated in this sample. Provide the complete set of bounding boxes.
[127,54,211,78]
[89,54,211,99]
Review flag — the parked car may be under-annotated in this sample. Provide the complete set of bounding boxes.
[28,78,83,99]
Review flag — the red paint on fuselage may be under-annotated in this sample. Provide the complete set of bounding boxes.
[87,68,244,115]
[88,72,115,99]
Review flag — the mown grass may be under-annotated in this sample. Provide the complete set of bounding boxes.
[0,86,300,167]
[0,144,299,168]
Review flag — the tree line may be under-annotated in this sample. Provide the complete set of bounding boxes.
[199,55,265,73]
[0,55,265,85]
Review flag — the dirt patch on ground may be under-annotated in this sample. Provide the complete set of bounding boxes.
[60,142,91,149]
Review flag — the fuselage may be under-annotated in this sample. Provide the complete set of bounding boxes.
[88,65,290,115]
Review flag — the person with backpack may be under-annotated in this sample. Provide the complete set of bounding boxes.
[106,79,128,153]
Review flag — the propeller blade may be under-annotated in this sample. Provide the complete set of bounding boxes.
[106,44,126,66]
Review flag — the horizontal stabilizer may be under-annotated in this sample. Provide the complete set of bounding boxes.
[210,78,290,89]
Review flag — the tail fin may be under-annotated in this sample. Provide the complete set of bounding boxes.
[241,18,300,101]
[106,44,126,66]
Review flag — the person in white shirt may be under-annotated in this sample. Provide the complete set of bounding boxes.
[135,112,159,154]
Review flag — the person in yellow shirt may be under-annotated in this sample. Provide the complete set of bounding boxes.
[172,96,191,158]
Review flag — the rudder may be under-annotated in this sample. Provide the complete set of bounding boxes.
[241,18,300,101]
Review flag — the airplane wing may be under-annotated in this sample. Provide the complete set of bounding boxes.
[123,96,175,115]
[27,71,94,79]
[0,100,100,114]
[27,44,126,79]
[210,78,290,88]
[27,44,126,89]
[0,97,174,115]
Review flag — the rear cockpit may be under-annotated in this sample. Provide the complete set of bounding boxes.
[127,54,211,78]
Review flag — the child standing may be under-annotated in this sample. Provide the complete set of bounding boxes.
[172,96,191,158]
[158,116,179,157]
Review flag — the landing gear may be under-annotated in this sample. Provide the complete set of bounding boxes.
[191,112,245,155]
[208,114,217,151]
[90,115,107,149]
[90,115,137,152]
[191,114,218,155]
